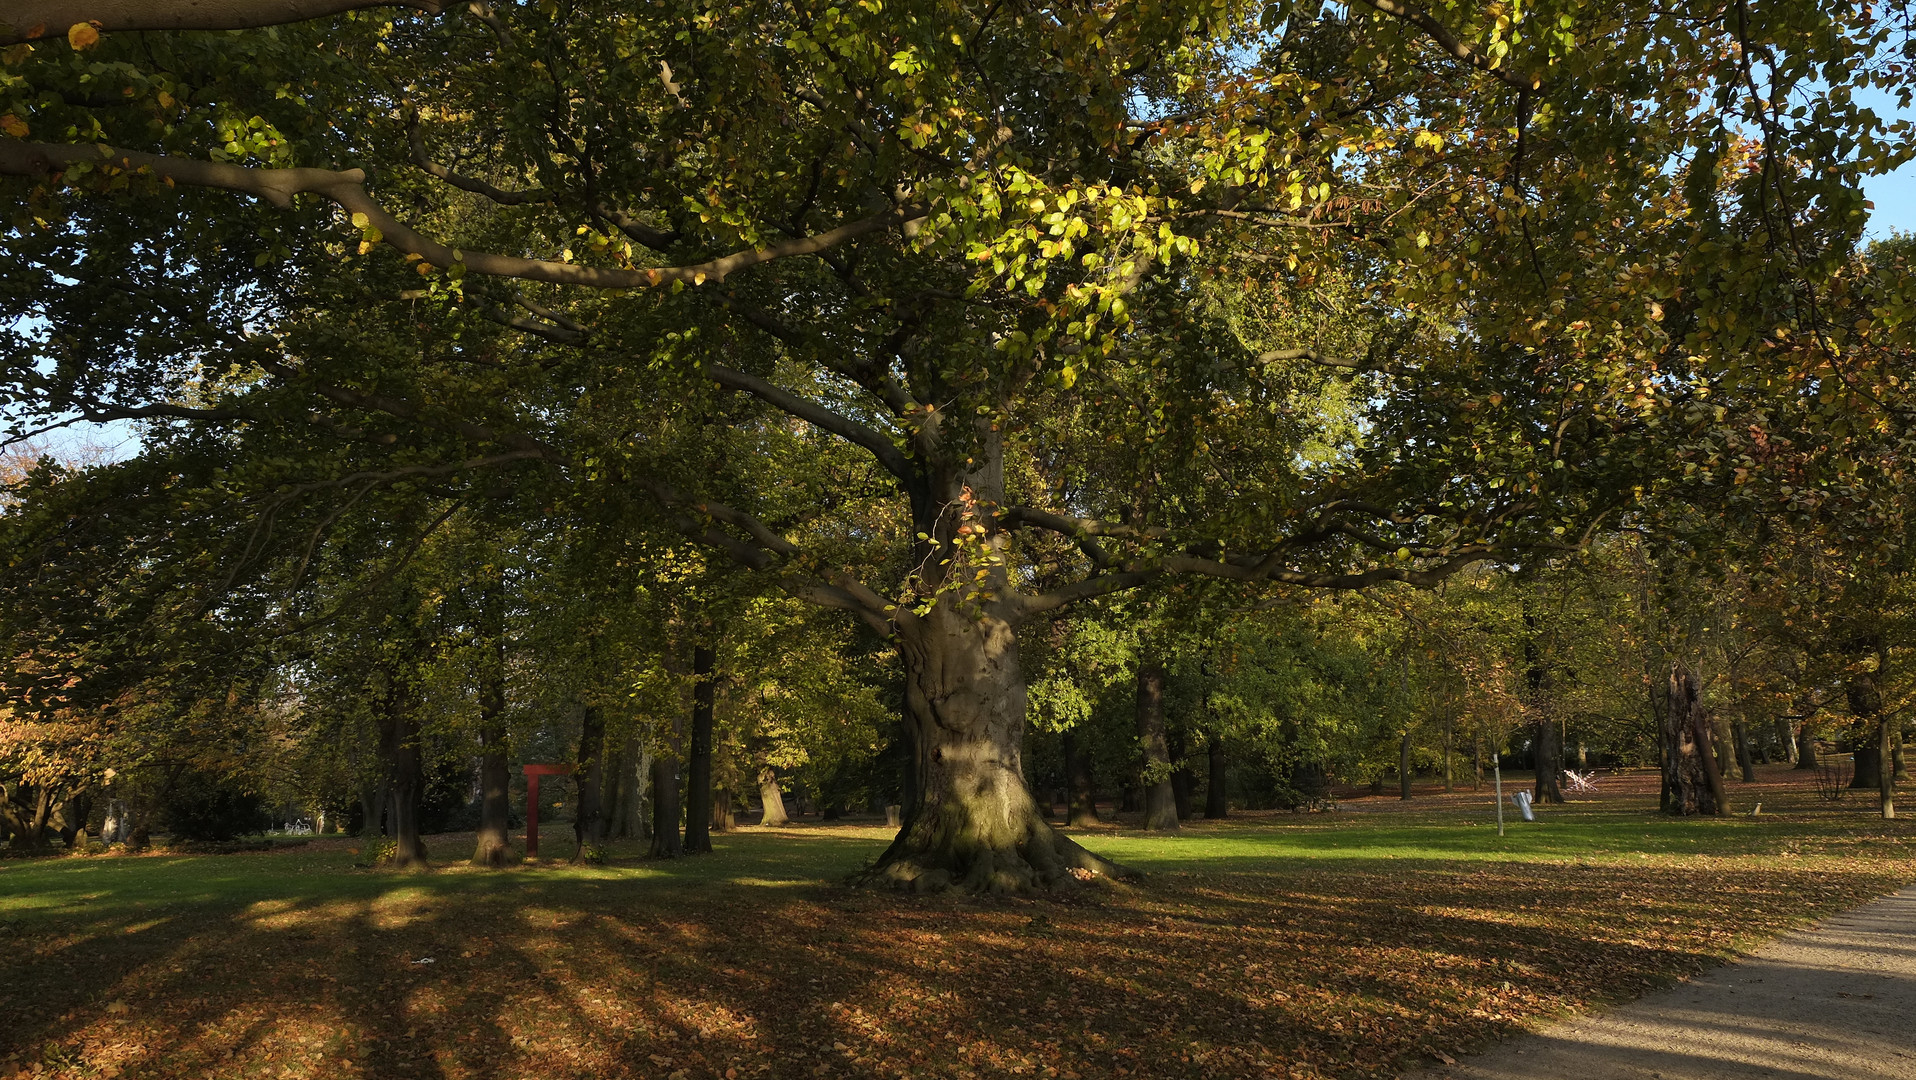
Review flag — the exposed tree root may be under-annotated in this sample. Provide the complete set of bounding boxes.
[854,815,1133,895]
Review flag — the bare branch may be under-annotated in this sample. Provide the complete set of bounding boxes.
[1,0,440,45]
[0,141,927,290]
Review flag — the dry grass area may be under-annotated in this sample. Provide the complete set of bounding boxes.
[3,764,1914,1080]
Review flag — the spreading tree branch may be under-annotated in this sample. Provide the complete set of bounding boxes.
[0,0,439,45]
[707,364,916,484]
[0,141,927,290]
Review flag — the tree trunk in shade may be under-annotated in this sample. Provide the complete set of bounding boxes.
[1063,730,1099,826]
[1136,662,1178,832]
[684,643,717,854]
[1204,735,1228,819]
[572,705,606,861]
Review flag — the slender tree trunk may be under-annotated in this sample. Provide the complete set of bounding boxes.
[472,586,513,866]
[1399,732,1414,800]
[572,705,606,860]
[1205,734,1228,819]
[1063,730,1099,826]
[1896,726,1908,783]
[684,643,716,855]
[1881,716,1897,820]
[756,766,789,826]
[603,743,628,838]
[1731,720,1756,782]
[1136,661,1180,832]
[1443,716,1454,793]
[854,600,1123,892]
[712,786,734,832]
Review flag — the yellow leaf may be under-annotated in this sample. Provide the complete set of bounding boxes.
[0,114,27,138]
[105,1000,128,1014]
[68,22,101,50]
[692,271,707,286]
[350,212,369,229]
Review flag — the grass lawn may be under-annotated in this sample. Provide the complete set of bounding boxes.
[4,765,1915,1080]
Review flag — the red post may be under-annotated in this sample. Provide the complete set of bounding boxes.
[521,764,573,858]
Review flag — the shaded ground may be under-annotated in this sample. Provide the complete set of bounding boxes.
[1,764,1912,1080]
[1402,885,1916,1080]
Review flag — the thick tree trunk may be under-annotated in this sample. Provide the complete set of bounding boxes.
[572,705,607,859]
[1663,665,1725,815]
[854,601,1124,893]
[1063,730,1099,826]
[1853,745,1882,789]
[712,786,734,832]
[1399,732,1414,800]
[1170,761,1195,821]
[1847,658,1894,818]
[472,589,513,867]
[648,723,683,860]
[1136,661,1180,832]
[473,730,513,866]
[379,700,429,867]
[684,643,716,855]
[1205,734,1228,819]
[1533,716,1564,804]
[1796,724,1818,769]
[756,766,789,826]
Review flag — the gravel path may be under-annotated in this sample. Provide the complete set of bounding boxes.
[1401,885,1916,1080]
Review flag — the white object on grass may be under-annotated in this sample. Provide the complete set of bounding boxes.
[1511,790,1535,822]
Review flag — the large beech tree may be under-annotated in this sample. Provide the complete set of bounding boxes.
[3,0,1907,890]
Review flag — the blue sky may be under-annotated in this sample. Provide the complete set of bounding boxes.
[1857,85,1916,238]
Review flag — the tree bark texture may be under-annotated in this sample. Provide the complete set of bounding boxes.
[1796,724,1819,769]
[854,601,1123,892]
[684,643,716,854]
[1205,734,1228,819]
[1063,730,1099,826]
[756,766,789,826]
[1136,661,1180,832]
[1532,715,1564,804]
[572,705,606,860]
[1663,665,1725,816]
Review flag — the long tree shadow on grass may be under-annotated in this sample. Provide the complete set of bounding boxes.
[2,830,1912,1080]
